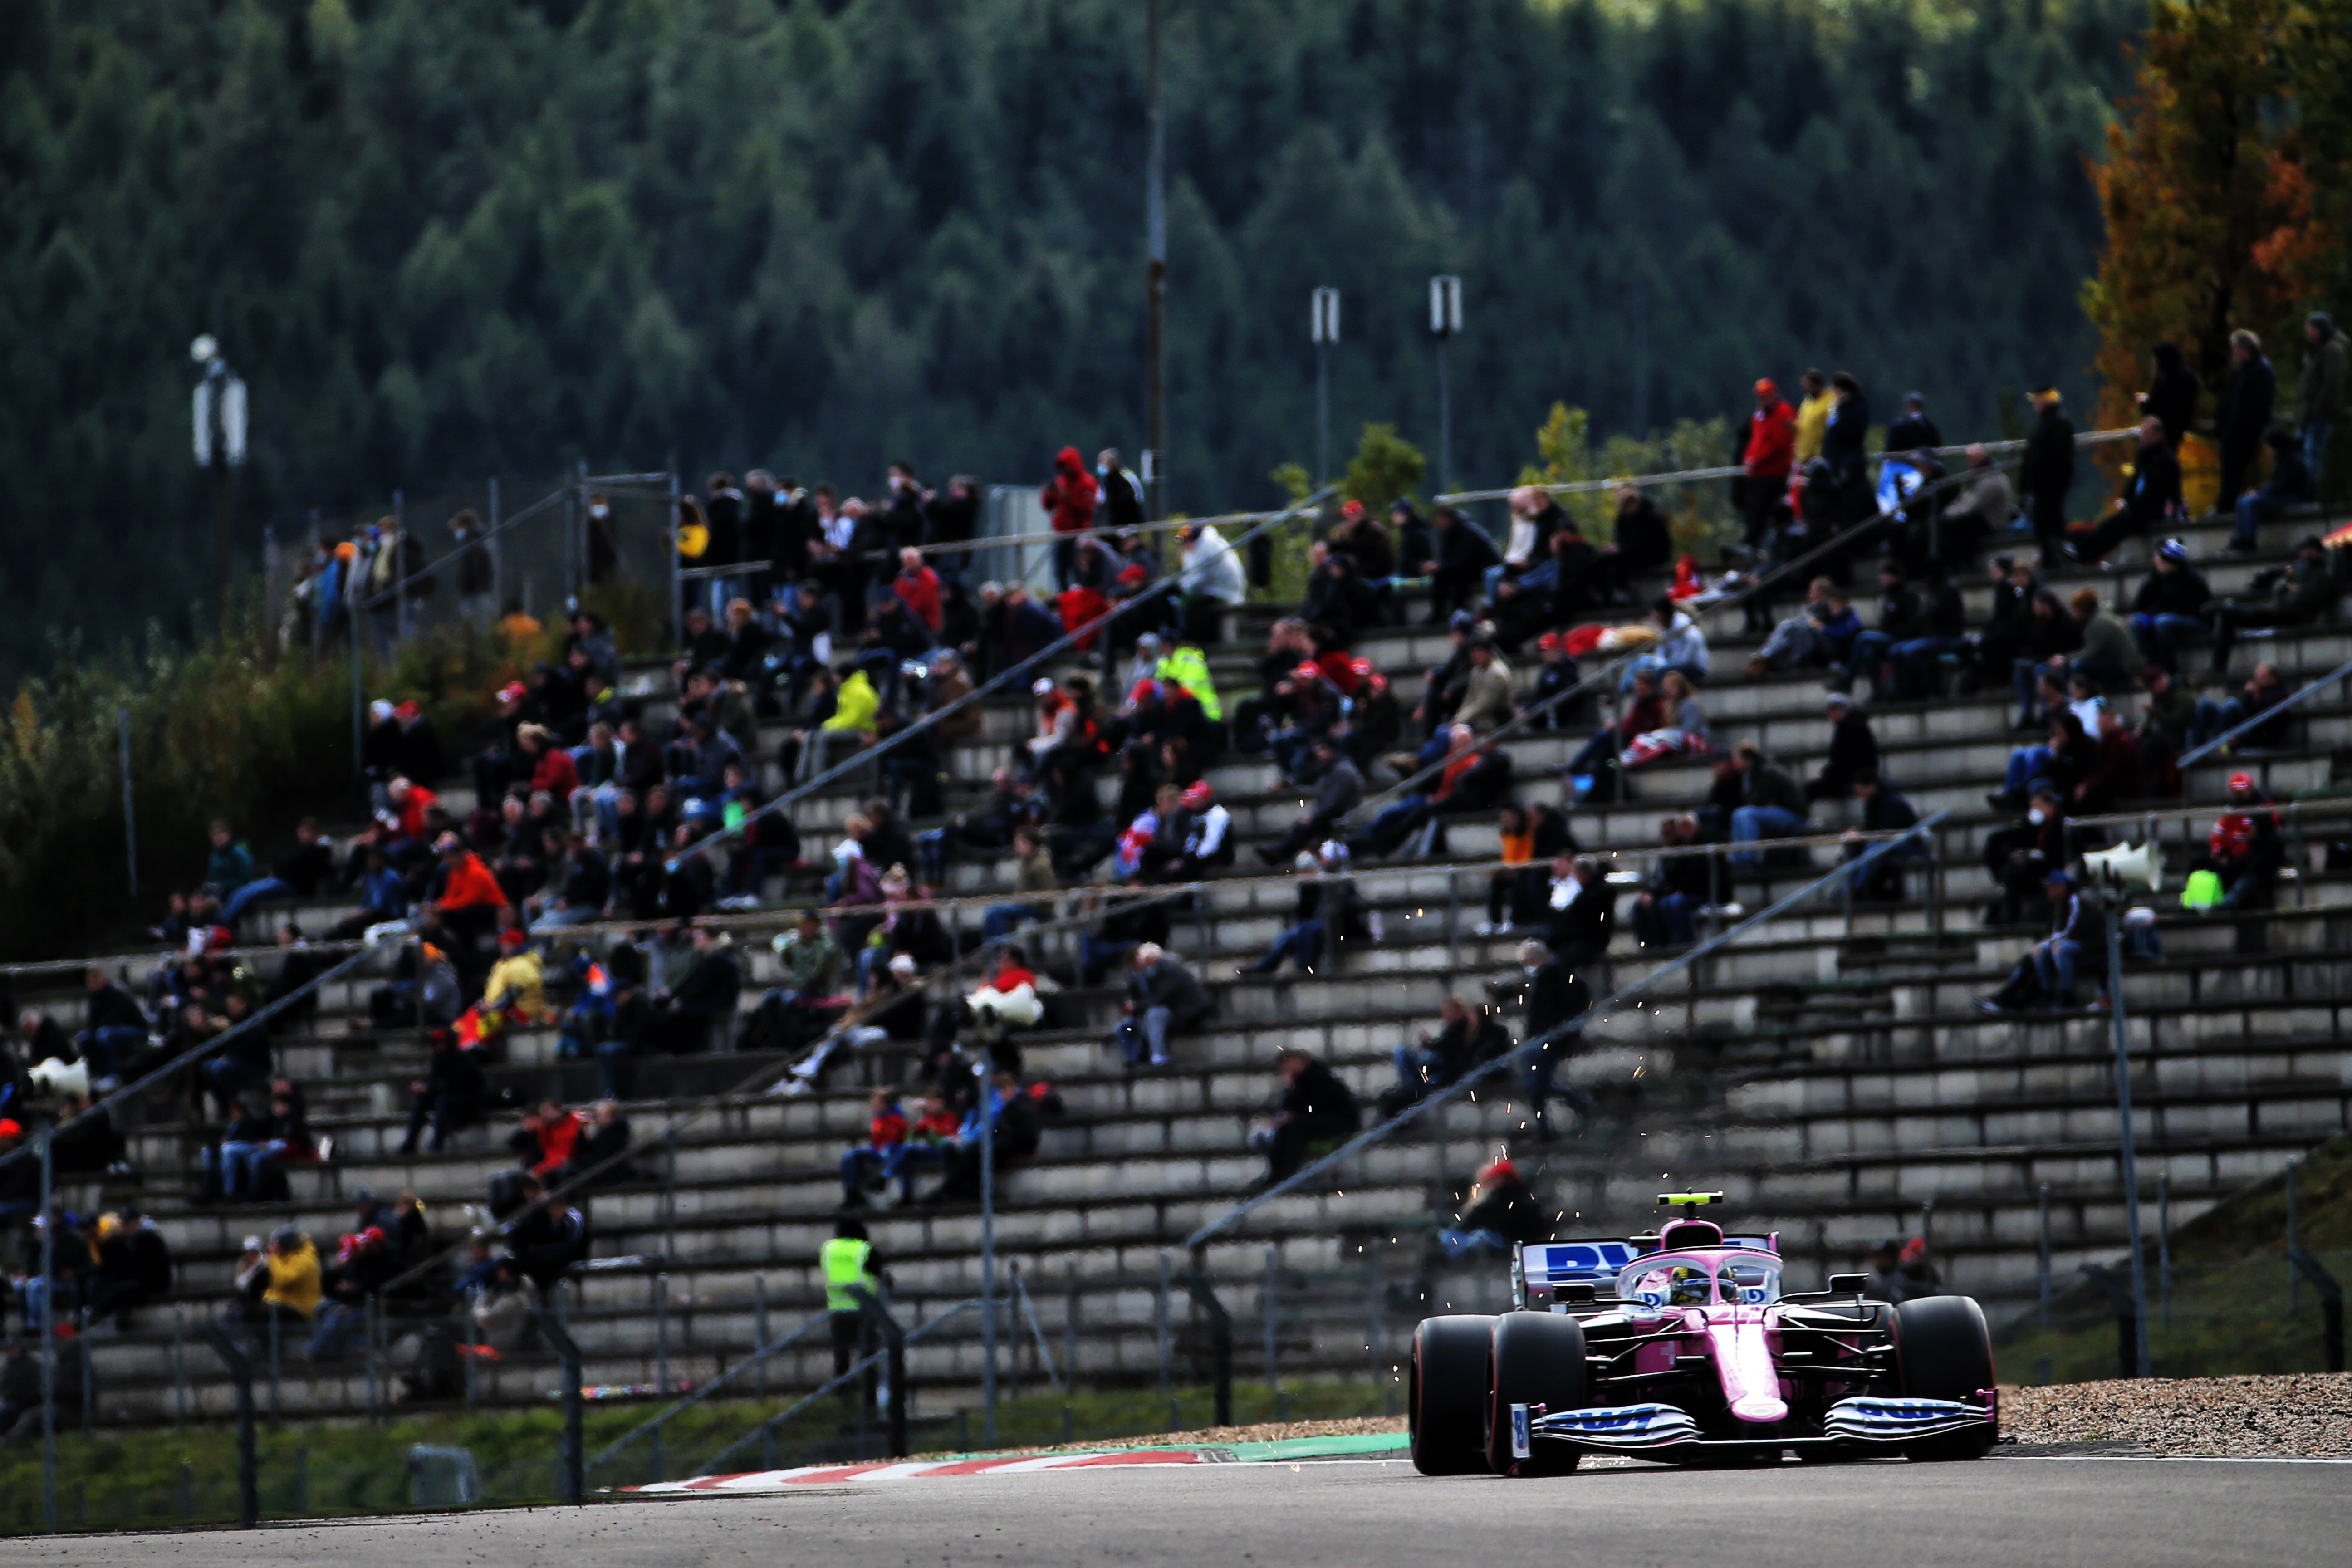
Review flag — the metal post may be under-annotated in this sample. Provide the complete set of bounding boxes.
[350,594,364,784]
[464,1287,480,1411]
[267,1304,281,1426]
[2158,1172,2172,1329]
[1063,1277,1079,1406]
[365,1294,382,1419]
[1007,1262,1022,1405]
[656,1274,671,1396]
[39,1132,55,1535]
[297,1447,309,1516]
[2286,1161,2305,1316]
[1446,869,1461,971]
[534,1308,586,1505]
[1263,1245,1280,1417]
[2105,906,2153,1377]
[77,1307,91,1436]
[118,706,137,895]
[174,1304,188,1429]
[1156,1251,1171,1396]
[978,1059,998,1447]
[197,1323,259,1529]
[754,1275,770,1399]
[1144,0,1166,519]
[663,1129,679,1263]
[1435,334,1452,499]
[1316,339,1331,488]
[2037,1183,2052,1331]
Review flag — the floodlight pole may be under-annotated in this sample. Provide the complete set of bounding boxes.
[1430,277,1461,496]
[1144,0,1167,519]
[192,336,248,633]
[1311,288,1340,485]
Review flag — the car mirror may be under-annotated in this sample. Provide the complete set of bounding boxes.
[1558,1283,1596,1305]
[1828,1273,1868,1295]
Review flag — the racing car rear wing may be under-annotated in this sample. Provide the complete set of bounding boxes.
[1514,1235,1779,1307]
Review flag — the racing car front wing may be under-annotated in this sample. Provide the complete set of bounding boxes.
[1524,1390,1994,1454]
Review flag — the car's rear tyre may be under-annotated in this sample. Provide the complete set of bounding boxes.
[1485,1311,1587,1476]
[1410,1315,1497,1475]
[1893,1295,1997,1461]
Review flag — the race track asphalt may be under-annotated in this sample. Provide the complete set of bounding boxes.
[4,1450,2346,1568]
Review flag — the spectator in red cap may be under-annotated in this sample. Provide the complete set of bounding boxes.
[1326,499,1398,623]
[1738,378,1797,547]
[1433,1156,1550,1262]
[1180,779,1233,873]
[892,547,943,633]
[2195,772,2283,951]
[1521,632,1581,732]
[306,1224,397,1359]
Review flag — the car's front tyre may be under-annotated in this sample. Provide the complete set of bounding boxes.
[1410,1315,1498,1475]
[1485,1310,1587,1476]
[1893,1295,1998,1461]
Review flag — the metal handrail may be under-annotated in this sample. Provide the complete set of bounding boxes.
[1183,812,1950,1248]
[2176,656,2352,768]
[587,1304,831,1471]
[1434,428,2136,507]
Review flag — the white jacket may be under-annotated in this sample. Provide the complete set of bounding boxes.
[1655,612,1710,676]
[1180,525,1246,604]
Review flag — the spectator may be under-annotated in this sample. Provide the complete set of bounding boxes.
[1805,693,1878,804]
[2068,588,2140,695]
[1522,632,1583,728]
[2137,664,2198,789]
[1112,942,1215,1069]
[1820,370,1873,524]
[1629,814,1715,951]
[891,546,943,635]
[307,1225,398,1359]
[980,827,1058,944]
[1243,847,1362,977]
[1842,771,1922,902]
[1478,805,1543,936]
[2192,772,2284,952]
[399,1031,486,1156]
[1980,784,2068,927]
[201,820,256,904]
[1452,640,1514,733]
[2298,312,2345,479]
[2228,428,2317,552]
[1790,368,1833,467]
[1486,937,1593,1138]
[2129,539,2216,672]
[2010,586,2084,730]
[231,1225,319,1340]
[650,924,742,1054]
[1618,669,1708,769]
[1936,445,2014,565]
[1174,521,1245,646]
[1813,584,1862,669]
[1991,710,2092,811]
[2020,385,2077,559]
[1180,779,1234,875]
[1622,596,1709,691]
[2189,660,2292,753]
[1382,996,1512,1115]
[88,1206,172,1325]
[218,818,334,931]
[1564,670,1665,786]
[1040,446,1099,591]
[2069,416,2181,563]
[1887,559,1966,699]
[506,1176,590,1292]
[2215,328,2277,509]
[880,1092,962,1204]
[930,1069,1043,1203]
[1844,559,1916,701]
[1745,593,1828,677]
[838,1089,911,1209]
[1432,1156,1552,1263]
[2073,703,2146,816]
[1419,506,1502,623]
[1257,737,1363,865]
[1537,854,1616,966]
[573,1099,635,1187]
[200,1099,268,1201]
[1253,1046,1362,1185]
[963,944,1045,1052]
[76,967,148,1091]
[1718,741,1810,867]
[2139,341,2199,450]
[2209,536,2336,670]
[1973,870,2106,1014]
[1740,378,1797,546]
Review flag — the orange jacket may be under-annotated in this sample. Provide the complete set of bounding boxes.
[438,852,507,911]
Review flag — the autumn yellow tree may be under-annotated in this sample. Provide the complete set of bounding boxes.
[2081,0,2323,436]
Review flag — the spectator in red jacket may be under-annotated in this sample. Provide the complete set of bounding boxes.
[517,724,579,800]
[1741,378,1797,546]
[1040,446,1098,592]
[838,1087,911,1207]
[892,548,943,634]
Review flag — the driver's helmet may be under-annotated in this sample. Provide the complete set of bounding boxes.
[1667,1265,1713,1306]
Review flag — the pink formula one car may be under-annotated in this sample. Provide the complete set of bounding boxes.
[1409,1194,1998,1476]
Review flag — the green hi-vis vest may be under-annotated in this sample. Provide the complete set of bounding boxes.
[821,1236,876,1312]
[1156,646,1222,721]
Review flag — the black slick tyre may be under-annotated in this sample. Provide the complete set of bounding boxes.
[1893,1295,1997,1460]
[1485,1310,1588,1476]
[1410,1315,1496,1475]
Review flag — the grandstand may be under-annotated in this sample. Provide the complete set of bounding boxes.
[6,484,2349,1454]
